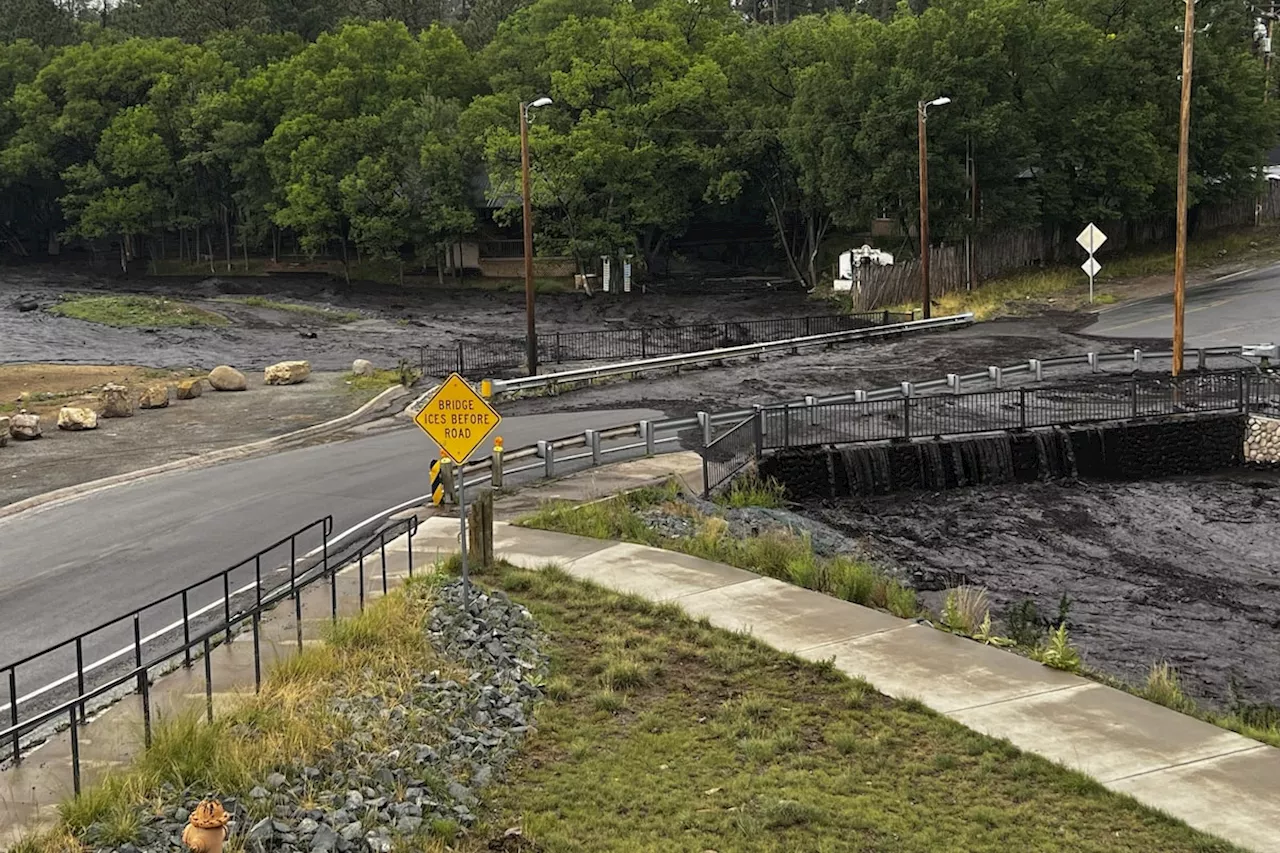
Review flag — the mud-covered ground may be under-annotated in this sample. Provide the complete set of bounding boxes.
[507,316,1168,418]
[800,470,1280,711]
[0,268,826,371]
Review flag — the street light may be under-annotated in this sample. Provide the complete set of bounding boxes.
[918,96,951,320]
[521,96,552,375]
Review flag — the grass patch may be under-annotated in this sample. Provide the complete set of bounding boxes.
[341,368,406,392]
[23,578,447,852]
[520,485,920,619]
[49,295,229,328]
[472,563,1242,852]
[215,295,360,323]
[714,475,786,509]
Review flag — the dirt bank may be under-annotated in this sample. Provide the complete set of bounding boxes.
[0,371,398,508]
[800,471,1280,711]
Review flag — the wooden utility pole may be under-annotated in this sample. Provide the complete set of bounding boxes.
[520,102,537,376]
[1259,6,1275,226]
[1172,0,1195,377]
[918,101,932,320]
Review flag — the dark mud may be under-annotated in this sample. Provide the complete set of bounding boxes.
[0,268,826,371]
[802,470,1280,710]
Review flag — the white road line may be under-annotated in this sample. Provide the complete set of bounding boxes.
[0,491,432,719]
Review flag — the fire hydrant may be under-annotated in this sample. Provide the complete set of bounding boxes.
[182,799,230,853]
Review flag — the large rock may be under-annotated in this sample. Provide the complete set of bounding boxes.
[176,378,204,400]
[0,416,8,447]
[208,365,247,392]
[100,383,134,418]
[13,295,38,312]
[138,383,171,409]
[351,358,375,377]
[57,406,98,431]
[264,360,311,386]
[10,411,41,440]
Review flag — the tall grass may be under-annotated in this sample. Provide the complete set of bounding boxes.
[523,493,918,619]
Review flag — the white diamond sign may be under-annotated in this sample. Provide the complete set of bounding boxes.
[1081,257,1101,278]
[1076,223,1107,254]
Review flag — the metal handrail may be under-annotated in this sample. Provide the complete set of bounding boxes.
[0,515,418,792]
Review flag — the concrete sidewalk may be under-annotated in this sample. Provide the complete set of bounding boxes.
[401,452,1280,852]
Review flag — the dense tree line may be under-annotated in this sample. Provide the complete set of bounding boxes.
[0,0,1275,285]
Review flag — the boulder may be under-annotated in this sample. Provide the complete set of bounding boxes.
[0,416,8,447]
[176,378,204,400]
[208,365,247,392]
[264,360,311,386]
[138,383,171,409]
[351,358,375,377]
[13,295,38,312]
[10,411,41,440]
[100,383,134,418]
[57,406,98,431]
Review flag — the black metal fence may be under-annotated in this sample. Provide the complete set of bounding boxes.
[700,369,1280,494]
[764,371,1275,450]
[0,515,418,794]
[417,311,913,378]
[701,414,759,497]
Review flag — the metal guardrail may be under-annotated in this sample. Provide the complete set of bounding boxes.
[0,515,419,792]
[416,310,915,378]
[488,313,975,396]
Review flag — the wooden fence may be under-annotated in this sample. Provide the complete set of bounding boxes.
[847,181,1280,310]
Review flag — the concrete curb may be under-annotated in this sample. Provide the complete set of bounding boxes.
[0,383,412,523]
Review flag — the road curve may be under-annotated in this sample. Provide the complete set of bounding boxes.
[1086,263,1280,347]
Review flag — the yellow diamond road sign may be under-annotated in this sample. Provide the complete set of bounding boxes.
[414,373,501,463]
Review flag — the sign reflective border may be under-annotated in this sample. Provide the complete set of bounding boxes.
[413,373,502,464]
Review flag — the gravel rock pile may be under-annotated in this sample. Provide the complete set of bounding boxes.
[88,581,546,853]
[638,494,875,561]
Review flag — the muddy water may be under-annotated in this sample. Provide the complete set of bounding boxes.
[0,269,824,371]
[803,471,1280,710]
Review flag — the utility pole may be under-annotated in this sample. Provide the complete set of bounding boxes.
[1258,3,1275,225]
[1173,0,1195,377]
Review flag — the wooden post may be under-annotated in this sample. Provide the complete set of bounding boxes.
[467,491,494,568]
[1172,0,1195,377]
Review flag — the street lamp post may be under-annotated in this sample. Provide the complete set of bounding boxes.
[917,96,951,320]
[520,96,552,376]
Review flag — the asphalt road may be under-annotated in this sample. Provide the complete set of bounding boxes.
[0,407,661,731]
[1086,263,1280,346]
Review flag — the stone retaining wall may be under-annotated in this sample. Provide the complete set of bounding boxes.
[1245,415,1280,464]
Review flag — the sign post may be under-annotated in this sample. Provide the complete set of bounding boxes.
[1076,223,1107,304]
[413,373,502,607]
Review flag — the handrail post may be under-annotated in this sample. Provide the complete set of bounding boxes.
[1020,389,1028,430]
[902,396,911,439]
[947,373,961,395]
[539,440,555,477]
[75,637,85,723]
[181,591,191,668]
[987,366,1003,389]
[752,406,764,455]
[805,395,818,426]
[698,411,711,446]
[1029,359,1043,382]
[640,420,655,455]
[9,667,19,765]
[586,429,601,465]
